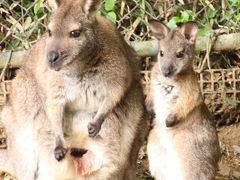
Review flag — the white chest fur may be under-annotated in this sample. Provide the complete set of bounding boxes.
[148,127,184,180]
[63,74,105,113]
[148,76,184,180]
[152,76,179,127]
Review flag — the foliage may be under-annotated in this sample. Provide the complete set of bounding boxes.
[0,0,239,50]
[102,0,117,22]
[219,141,227,155]
[165,1,240,37]
[0,0,51,50]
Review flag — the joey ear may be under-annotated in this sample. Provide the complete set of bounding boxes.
[81,0,101,16]
[179,22,198,43]
[149,20,170,40]
[48,0,61,10]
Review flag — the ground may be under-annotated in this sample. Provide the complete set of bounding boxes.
[0,124,239,180]
[216,124,240,180]
[136,124,240,180]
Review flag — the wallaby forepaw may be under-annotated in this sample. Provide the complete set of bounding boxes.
[54,146,68,161]
[165,114,177,127]
[88,122,101,138]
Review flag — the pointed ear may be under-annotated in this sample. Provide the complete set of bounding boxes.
[179,22,198,43]
[48,0,61,10]
[149,20,170,40]
[81,0,101,16]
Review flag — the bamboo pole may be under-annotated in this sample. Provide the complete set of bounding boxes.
[0,33,240,68]
[0,51,25,68]
[130,32,240,56]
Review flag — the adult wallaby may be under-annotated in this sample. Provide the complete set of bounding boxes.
[146,20,220,180]
[0,0,147,179]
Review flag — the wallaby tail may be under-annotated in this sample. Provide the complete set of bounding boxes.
[0,149,15,177]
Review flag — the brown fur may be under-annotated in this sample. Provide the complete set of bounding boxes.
[149,66,202,124]
[44,0,135,160]
[0,0,147,179]
[147,21,220,180]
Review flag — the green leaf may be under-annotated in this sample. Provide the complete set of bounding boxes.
[167,15,185,29]
[229,0,239,6]
[96,10,101,16]
[207,9,217,18]
[235,13,240,21]
[106,11,117,23]
[167,17,178,29]
[104,0,116,12]
[180,11,190,21]
[197,27,210,37]
[34,0,43,15]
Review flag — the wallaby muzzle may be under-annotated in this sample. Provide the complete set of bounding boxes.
[47,50,65,71]
[161,63,176,77]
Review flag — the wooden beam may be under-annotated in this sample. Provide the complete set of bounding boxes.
[130,32,240,56]
[0,51,25,68]
[0,33,240,68]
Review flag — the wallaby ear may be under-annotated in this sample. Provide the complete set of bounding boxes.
[48,0,61,10]
[149,20,170,40]
[81,0,101,16]
[179,22,198,43]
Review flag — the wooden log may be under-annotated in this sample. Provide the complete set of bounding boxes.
[0,33,240,68]
[196,33,240,52]
[0,51,25,68]
[130,32,240,56]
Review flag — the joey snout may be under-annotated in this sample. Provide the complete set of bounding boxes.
[161,64,177,77]
[165,114,177,127]
[48,51,59,64]
[47,51,67,71]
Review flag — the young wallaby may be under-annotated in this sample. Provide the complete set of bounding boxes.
[0,0,147,179]
[146,21,220,180]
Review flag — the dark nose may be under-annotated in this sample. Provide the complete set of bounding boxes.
[162,65,175,77]
[47,51,59,63]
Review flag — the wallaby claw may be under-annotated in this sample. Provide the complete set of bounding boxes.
[88,122,101,138]
[54,145,68,161]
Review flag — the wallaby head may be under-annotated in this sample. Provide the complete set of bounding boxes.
[46,0,101,71]
[150,20,198,77]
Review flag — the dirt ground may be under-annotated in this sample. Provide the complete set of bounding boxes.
[215,124,240,180]
[136,124,240,180]
[0,124,239,180]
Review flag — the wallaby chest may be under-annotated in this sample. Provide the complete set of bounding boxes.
[63,73,106,112]
[152,74,179,125]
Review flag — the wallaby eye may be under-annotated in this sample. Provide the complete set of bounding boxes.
[176,51,184,58]
[70,30,81,38]
[47,29,52,37]
[160,50,164,57]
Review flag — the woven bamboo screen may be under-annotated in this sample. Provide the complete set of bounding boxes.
[200,68,240,125]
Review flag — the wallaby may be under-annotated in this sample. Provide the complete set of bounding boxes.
[45,0,134,161]
[0,0,147,179]
[146,21,220,180]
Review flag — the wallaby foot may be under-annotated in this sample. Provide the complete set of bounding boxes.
[54,137,68,161]
[88,122,101,138]
[54,146,68,161]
